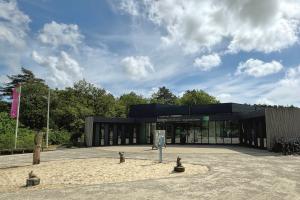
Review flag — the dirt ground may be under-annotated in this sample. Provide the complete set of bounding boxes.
[0,145,299,200]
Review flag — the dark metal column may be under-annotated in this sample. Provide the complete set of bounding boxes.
[113,124,118,145]
[129,125,134,144]
[95,123,100,146]
[104,124,109,146]
[121,124,126,145]
[135,124,140,144]
[171,124,175,144]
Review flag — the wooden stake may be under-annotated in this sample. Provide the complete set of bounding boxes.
[33,132,43,165]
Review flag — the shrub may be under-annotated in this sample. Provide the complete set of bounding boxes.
[48,129,70,145]
[0,112,35,150]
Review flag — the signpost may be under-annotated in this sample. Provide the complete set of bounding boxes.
[156,130,166,163]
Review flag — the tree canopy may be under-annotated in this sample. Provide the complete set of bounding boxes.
[150,86,178,105]
[118,92,148,117]
[180,90,219,105]
[0,67,45,98]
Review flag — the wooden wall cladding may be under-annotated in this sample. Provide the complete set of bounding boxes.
[265,108,300,150]
[85,117,94,147]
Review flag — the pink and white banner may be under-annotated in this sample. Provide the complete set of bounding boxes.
[10,85,21,118]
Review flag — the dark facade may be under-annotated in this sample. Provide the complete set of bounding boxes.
[85,103,300,150]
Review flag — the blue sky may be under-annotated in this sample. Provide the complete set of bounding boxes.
[1,0,300,106]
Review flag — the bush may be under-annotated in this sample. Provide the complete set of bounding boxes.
[48,129,70,145]
[0,127,35,150]
[0,112,35,150]
[0,112,71,149]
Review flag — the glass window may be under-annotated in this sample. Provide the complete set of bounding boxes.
[231,121,240,144]
[165,124,173,144]
[194,126,201,143]
[224,121,231,144]
[187,126,195,143]
[201,121,209,144]
[209,121,216,144]
[101,124,105,145]
[175,126,181,144]
[215,121,224,144]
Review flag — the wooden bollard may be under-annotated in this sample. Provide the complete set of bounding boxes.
[33,132,43,165]
[119,152,125,163]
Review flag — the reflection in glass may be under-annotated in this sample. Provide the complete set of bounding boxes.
[201,121,209,143]
[209,121,216,144]
[216,121,224,144]
[223,121,231,144]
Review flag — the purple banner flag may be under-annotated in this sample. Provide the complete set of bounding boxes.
[10,85,21,118]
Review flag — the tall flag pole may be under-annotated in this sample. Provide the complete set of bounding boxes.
[11,84,22,149]
[46,88,50,148]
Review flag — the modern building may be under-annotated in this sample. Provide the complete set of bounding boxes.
[85,103,300,150]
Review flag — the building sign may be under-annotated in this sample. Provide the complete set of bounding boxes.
[202,116,209,121]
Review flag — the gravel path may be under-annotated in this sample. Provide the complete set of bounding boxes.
[0,145,299,200]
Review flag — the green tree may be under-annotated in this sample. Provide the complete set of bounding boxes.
[179,90,219,105]
[0,112,35,149]
[0,68,49,130]
[52,80,117,136]
[0,67,44,98]
[0,100,9,113]
[150,86,178,105]
[20,81,49,130]
[117,92,148,117]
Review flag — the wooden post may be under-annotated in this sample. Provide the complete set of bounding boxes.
[33,132,43,165]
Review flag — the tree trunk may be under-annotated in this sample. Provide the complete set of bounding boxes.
[33,132,43,165]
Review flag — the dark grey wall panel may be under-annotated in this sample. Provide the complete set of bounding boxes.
[104,124,109,146]
[265,108,300,150]
[84,117,93,147]
[94,123,100,146]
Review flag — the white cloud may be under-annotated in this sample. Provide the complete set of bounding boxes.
[121,56,155,80]
[32,51,83,87]
[121,0,300,54]
[0,0,31,69]
[217,93,232,102]
[256,97,275,105]
[119,0,139,16]
[257,65,300,106]
[193,54,221,71]
[236,59,283,77]
[38,21,84,49]
[0,0,30,48]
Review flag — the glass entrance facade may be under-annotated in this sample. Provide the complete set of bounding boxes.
[160,120,240,145]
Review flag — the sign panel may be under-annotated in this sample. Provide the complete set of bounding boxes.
[202,116,210,121]
[154,130,166,147]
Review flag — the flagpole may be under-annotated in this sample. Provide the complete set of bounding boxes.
[14,84,21,149]
[46,88,50,148]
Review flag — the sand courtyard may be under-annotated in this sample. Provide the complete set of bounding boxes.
[0,145,299,200]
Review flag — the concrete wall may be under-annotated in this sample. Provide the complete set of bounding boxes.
[265,108,300,150]
[85,117,94,147]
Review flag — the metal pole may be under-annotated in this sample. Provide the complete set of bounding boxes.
[14,84,22,149]
[159,145,162,163]
[46,88,50,148]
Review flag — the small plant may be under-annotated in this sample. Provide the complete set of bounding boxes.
[272,137,300,155]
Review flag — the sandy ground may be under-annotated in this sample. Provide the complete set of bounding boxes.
[0,145,299,200]
[0,157,208,192]
[99,145,264,154]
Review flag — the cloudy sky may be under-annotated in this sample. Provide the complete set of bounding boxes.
[1,0,300,106]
